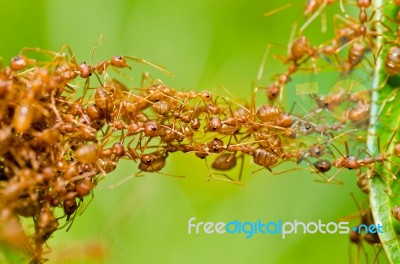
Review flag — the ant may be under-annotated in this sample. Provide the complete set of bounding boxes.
[253,129,284,156]
[287,35,318,67]
[311,158,345,184]
[318,1,379,74]
[358,130,400,180]
[0,207,32,253]
[343,193,384,264]
[342,100,370,125]
[330,142,363,181]
[252,147,284,173]
[356,170,370,194]
[310,88,348,111]
[9,54,36,71]
[264,1,335,34]
[342,42,371,73]
[34,204,59,250]
[205,152,245,185]
[290,142,333,164]
[105,152,183,189]
[95,55,173,77]
[94,87,115,120]
[385,45,400,75]
[256,104,283,123]
[16,46,94,81]
[330,131,399,182]
[313,159,332,173]
[382,0,400,76]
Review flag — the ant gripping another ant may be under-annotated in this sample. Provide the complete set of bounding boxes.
[327,128,400,183]
[2,8,399,260]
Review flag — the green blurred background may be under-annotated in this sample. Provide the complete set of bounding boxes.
[0,0,380,263]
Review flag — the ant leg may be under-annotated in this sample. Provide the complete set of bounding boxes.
[78,191,95,217]
[90,34,103,65]
[304,157,344,184]
[300,0,328,33]
[98,174,139,189]
[325,167,345,184]
[252,165,272,175]
[205,156,243,185]
[257,44,273,81]
[235,153,245,182]
[252,162,305,176]
[124,55,174,77]
[368,165,392,181]
[270,167,306,175]
[65,207,79,232]
[263,3,296,17]
[209,172,244,185]
[320,7,327,33]
[152,171,185,178]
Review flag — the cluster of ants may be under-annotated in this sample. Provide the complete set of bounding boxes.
[2,0,400,263]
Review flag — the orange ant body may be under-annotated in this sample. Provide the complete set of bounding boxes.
[137,151,182,178]
[356,0,371,37]
[385,46,400,75]
[345,198,382,263]
[10,55,35,71]
[311,89,347,111]
[392,205,400,221]
[211,153,237,171]
[95,55,172,77]
[75,145,99,164]
[356,171,370,194]
[313,159,332,173]
[290,36,314,62]
[34,204,59,247]
[206,152,245,184]
[252,148,279,170]
[343,42,368,72]
[304,0,335,17]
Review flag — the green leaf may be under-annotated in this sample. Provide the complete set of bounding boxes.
[369,1,400,263]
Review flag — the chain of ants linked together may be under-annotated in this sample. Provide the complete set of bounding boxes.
[3,0,400,262]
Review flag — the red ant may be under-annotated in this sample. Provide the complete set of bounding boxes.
[342,193,384,263]
[206,152,245,185]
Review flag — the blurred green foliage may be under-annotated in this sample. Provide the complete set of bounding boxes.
[0,0,385,263]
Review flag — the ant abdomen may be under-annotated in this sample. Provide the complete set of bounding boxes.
[252,148,279,168]
[211,153,237,171]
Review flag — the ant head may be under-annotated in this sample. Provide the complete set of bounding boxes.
[144,121,159,137]
[111,55,130,69]
[10,55,28,71]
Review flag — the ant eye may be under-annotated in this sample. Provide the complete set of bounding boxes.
[10,55,28,70]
